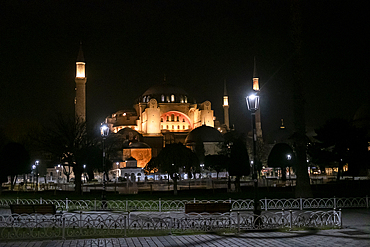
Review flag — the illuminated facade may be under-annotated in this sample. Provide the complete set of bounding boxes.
[106,80,215,142]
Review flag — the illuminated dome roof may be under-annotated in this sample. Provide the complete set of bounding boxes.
[185,125,225,145]
[123,141,151,149]
[142,83,188,96]
[139,82,194,103]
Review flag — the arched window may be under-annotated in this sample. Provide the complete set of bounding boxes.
[183,125,185,130]
[161,95,165,102]
[161,118,163,122]
[171,114,174,121]
[166,125,168,129]
[177,116,179,122]
[184,96,188,103]
[171,94,175,102]
[182,118,185,122]
[177,125,180,130]
[166,116,169,121]
[180,96,184,103]
[166,95,170,102]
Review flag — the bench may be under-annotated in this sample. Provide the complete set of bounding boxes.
[10,204,61,215]
[185,203,231,214]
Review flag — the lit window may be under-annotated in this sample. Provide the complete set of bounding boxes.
[171,95,175,102]
[166,96,170,102]
[180,96,184,103]
[177,116,179,122]
[182,118,185,122]
[183,125,185,129]
[161,95,165,102]
[171,114,174,121]
[184,96,187,103]
[177,125,180,130]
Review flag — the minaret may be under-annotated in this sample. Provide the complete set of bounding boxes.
[75,43,87,122]
[253,57,263,139]
[223,80,230,130]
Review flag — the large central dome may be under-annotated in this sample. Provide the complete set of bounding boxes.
[142,83,188,96]
[140,82,193,104]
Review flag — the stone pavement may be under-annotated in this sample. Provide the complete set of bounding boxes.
[1,209,369,247]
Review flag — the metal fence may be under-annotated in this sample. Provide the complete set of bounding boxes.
[0,210,342,240]
[0,196,368,211]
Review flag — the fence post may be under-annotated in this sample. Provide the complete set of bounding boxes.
[237,212,240,233]
[126,199,128,212]
[62,216,66,239]
[300,198,303,210]
[17,197,19,204]
[159,198,161,212]
[334,196,336,209]
[289,210,292,229]
[339,209,342,229]
[366,195,369,208]
[265,197,268,211]
[194,198,196,203]
[66,198,68,211]
[94,198,97,210]
[40,197,42,204]
[124,215,127,237]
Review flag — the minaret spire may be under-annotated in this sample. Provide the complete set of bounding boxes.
[253,57,262,139]
[75,42,87,122]
[223,79,230,130]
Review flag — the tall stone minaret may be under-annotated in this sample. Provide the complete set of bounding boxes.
[75,43,87,122]
[253,57,263,139]
[223,80,230,130]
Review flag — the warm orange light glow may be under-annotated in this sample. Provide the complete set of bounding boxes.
[253,78,259,91]
[76,62,85,78]
[223,96,228,106]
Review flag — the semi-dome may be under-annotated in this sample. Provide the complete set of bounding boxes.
[185,125,225,145]
[123,141,151,149]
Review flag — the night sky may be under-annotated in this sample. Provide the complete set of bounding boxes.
[1,1,367,142]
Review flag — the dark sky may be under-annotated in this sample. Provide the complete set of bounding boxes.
[1,0,367,142]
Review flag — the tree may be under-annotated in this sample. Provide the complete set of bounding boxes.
[204,154,228,179]
[35,115,97,195]
[312,118,368,179]
[0,142,30,191]
[267,143,295,181]
[224,131,250,192]
[151,143,199,195]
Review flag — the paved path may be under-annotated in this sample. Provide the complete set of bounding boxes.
[1,209,369,246]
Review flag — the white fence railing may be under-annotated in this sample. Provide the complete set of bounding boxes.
[0,196,368,211]
[0,210,342,240]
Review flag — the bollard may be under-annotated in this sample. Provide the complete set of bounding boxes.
[159,198,161,212]
[40,197,42,204]
[339,208,342,229]
[237,212,240,233]
[62,216,66,239]
[300,198,303,210]
[94,198,97,210]
[194,198,196,203]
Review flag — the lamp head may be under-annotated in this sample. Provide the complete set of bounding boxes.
[246,93,259,112]
[100,124,109,137]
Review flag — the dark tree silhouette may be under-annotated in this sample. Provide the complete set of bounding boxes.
[35,115,97,195]
[267,143,295,181]
[224,131,250,192]
[0,142,30,191]
[313,118,368,179]
[204,154,228,179]
[151,143,199,195]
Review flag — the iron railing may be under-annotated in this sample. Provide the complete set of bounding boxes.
[0,196,368,211]
[0,210,342,240]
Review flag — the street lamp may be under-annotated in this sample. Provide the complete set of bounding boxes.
[246,93,261,217]
[100,124,109,209]
[34,160,39,192]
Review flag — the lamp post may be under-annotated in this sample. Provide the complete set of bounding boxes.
[100,124,109,209]
[34,160,39,192]
[246,93,261,216]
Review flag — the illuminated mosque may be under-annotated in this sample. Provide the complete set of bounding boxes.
[74,45,262,173]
